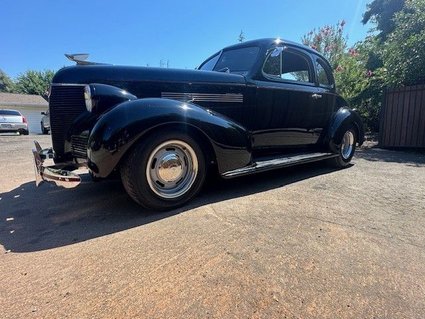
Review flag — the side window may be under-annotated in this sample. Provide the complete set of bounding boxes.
[316,59,333,87]
[263,48,312,83]
[263,51,281,77]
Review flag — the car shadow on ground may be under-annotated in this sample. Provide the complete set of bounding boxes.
[0,162,342,253]
[356,147,425,166]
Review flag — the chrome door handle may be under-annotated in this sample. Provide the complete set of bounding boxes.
[311,93,323,99]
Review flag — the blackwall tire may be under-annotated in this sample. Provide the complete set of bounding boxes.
[329,126,357,168]
[120,131,206,211]
[41,123,48,135]
[19,129,29,136]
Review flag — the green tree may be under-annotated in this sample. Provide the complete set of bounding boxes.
[381,0,425,85]
[349,39,387,131]
[15,70,54,99]
[358,0,425,129]
[360,0,405,87]
[0,69,15,93]
[362,0,405,40]
[302,0,424,131]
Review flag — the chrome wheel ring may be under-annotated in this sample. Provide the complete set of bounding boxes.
[341,130,355,160]
[146,140,198,199]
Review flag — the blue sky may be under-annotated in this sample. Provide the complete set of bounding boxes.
[1,0,371,78]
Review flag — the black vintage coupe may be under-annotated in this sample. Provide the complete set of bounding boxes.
[33,38,364,210]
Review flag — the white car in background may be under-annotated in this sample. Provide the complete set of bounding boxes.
[41,110,50,134]
[0,109,29,135]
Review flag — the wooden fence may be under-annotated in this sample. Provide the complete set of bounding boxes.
[379,84,425,148]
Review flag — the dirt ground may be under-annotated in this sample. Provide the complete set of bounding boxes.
[1,134,424,319]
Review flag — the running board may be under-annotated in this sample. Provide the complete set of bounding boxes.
[221,152,338,178]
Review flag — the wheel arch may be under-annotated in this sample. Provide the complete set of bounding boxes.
[116,122,217,173]
[87,98,252,178]
[325,107,365,153]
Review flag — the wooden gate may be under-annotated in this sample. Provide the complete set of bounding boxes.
[379,84,425,148]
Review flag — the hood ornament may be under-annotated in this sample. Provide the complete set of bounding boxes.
[65,53,107,65]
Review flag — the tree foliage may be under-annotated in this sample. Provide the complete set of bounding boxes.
[302,0,424,132]
[302,22,384,131]
[0,69,15,93]
[301,22,370,103]
[14,70,54,99]
[381,0,425,85]
[362,0,405,40]
[301,21,347,69]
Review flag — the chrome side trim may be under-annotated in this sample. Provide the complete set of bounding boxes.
[50,83,86,86]
[222,152,338,178]
[161,92,243,103]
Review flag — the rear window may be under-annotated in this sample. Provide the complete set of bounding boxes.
[0,110,20,116]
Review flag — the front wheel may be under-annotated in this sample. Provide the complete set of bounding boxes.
[120,131,206,211]
[329,126,357,168]
[41,123,48,134]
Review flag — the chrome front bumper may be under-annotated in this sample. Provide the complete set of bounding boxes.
[32,141,82,188]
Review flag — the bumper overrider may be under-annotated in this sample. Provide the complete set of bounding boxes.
[32,141,82,188]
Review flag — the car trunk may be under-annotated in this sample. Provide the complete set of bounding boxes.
[1,115,22,123]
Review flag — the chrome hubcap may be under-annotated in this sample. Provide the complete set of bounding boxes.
[341,131,355,160]
[146,140,198,199]
[157,153,183,182]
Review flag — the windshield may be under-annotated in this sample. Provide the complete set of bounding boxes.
[199,53,221,71]
[200,46,260,74]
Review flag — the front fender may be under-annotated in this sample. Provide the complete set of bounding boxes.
[326,107,365,152]
[87,98,251,177]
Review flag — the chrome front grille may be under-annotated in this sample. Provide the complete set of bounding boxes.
[49,84,86,159]
[71,135,88,159]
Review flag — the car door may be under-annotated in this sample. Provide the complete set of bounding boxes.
[310,55,337,141]
[250,46,319,150]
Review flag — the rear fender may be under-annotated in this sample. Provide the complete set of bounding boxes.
[87,98,252,177]
[326,107,365,153]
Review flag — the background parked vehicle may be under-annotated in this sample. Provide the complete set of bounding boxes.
[41,110,50,134]
[0,109,29,135]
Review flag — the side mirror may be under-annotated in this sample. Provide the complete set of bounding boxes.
[41,112,46,115]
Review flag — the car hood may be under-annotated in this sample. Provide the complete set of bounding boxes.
[52,65,246,89]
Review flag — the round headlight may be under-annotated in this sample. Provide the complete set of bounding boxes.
[84,85,93,112]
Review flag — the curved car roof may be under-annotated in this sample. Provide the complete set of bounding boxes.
[222,38,329,63]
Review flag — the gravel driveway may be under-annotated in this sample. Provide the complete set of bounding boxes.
[1,135,424,318]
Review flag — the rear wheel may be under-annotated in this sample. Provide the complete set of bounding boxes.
[329,126,357,168]
[19,129,29,135]
[120,131,206,211]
